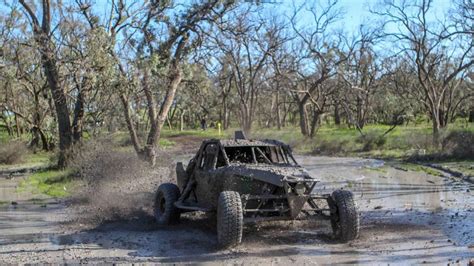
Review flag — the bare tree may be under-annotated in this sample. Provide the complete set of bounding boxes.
[290,0,351,137]
[339,28,380,130]
[372,0,473,143]
[212,8,286,134]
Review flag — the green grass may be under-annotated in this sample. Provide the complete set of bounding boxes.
[159,138,176,148]
[365,166,389,174]
[0,128,9,144]
[251,122,473,158]
[161,128,231,139]
[395,162,444,176]
[436,161,474,176]
[17,169,76,198]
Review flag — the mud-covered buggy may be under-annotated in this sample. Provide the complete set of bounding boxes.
[154,132,359,248]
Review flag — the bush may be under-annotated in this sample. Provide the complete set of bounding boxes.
[313,139,350,155]
[356,132,386,152]
[442,130,474,159]
[403,132,433,151]
[0,141,28,165]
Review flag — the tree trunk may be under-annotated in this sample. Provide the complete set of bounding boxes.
[180,110,186,131]
[72,90,85,143]
[143,66,183,165]
[14,113,21,137]
[120,94,142,154]
[41,48,72,168]
[432,118,441,146]
[20,0,74,168]
[298,102,309,136]
[38,127,49,151]
[334,103,341,125]
[276,91,281,130]
[309,110,322,138]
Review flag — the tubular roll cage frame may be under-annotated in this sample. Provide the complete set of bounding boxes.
[239,179,336,223]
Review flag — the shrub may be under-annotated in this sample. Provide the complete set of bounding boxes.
[0,141,28,165]
[356,132,386,152]
[403,132,433,151]
[313,139,350,155]
[442,129,474,159]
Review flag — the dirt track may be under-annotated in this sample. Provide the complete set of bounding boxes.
[0,156,473,264]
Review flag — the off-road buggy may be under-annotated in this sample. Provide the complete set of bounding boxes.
[154,132,359,248]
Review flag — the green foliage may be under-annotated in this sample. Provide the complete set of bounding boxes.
[0,127,9,144]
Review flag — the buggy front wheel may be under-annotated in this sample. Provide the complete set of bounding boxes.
[330,189,359,241]
[217,191,243,248]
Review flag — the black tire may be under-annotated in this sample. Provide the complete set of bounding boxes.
[154,183,181,225]
[217,191,243,248]
[331,189,359,242]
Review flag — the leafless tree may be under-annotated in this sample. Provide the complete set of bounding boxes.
[372,0,473,143]
[290,0,351,137]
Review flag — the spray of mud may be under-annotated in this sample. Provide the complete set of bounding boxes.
[66,138,174,227]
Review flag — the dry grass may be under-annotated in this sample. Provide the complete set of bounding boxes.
[0,141,28,165]
[441,130,474,159]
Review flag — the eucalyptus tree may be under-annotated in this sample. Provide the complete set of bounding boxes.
[77,0,235,164]
[338,27,380,130]
[211,6,287,134]
[18,0,76,167]
[372,0,473,143]
[290,0,352,137]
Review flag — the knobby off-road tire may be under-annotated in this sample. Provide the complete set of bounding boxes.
[154,183,181,225]
[217,191,243,248]
[331,189,359,242]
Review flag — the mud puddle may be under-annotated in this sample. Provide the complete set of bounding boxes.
[0,156,473,264]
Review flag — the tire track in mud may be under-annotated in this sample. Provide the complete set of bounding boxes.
[0,155,473,264]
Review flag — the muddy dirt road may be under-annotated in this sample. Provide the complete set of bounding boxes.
[0,156,473,264]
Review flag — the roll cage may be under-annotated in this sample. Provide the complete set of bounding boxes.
[195,140,299,171]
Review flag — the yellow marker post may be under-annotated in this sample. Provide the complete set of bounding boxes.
[217,122,221,136]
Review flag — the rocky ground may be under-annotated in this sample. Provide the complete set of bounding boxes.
[0,145,473,264]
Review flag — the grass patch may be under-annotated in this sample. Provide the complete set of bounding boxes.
[0,151,52,170]
[250,122,473,159]
[17,169,76,198]
[161,128,231,139]
[159,138,176,148]
[0,128,9,144]
[365,166,388,174]
[0,200,9,206]
[396,162,444,176]
[434,161,474,177]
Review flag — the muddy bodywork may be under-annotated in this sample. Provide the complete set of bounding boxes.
[175,138,336,222]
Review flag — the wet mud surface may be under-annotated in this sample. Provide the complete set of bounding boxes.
[0,156,473,264]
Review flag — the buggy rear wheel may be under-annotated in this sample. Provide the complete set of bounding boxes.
[217,191,243,248]
[330,189,359,241]
[154,183,181,225]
